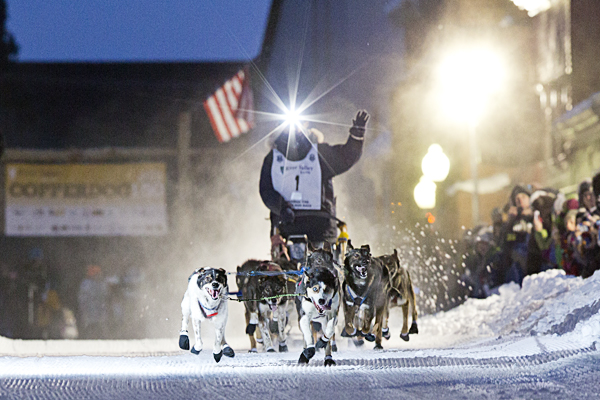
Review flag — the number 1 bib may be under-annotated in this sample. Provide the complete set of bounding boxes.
[271,147,321,210]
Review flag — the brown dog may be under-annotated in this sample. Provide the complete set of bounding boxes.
[341,243,388,349]
[377,249,418,341]
[236,260,290,353]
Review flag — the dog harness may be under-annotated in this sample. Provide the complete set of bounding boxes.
[198,300,219,319]
[344,283,370,307]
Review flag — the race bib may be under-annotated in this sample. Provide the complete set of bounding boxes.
[271,147,321,210]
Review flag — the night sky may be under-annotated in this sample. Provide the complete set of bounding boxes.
[5,0,273,62]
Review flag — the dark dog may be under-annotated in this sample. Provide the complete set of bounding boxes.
[296,246,340,366]
[341,243,388,349]
[179,268,235,362]
[377,249,419,341]
[236,260,290,353]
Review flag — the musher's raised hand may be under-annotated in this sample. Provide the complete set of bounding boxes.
[350,110,370,140]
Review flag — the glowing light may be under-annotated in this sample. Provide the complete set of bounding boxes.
[426,212,436,224]
[283,107,302,128]
[421,144,450,182]
[437,47,505,123]
[414,176,436,209]
[509,0,551,17]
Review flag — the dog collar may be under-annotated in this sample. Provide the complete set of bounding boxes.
[198,300,219,318]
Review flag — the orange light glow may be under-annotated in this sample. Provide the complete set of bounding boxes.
[426,212,436,224]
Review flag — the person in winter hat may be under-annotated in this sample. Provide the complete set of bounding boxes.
[461,226,502,299]
[259,110,369,246]
[578,179,598,216]
[575,179,600,278]
[509,184,531,209]
[499,184,533,286]
[527,190,558,276]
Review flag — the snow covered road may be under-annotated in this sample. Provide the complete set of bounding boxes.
[1,346,599,399]
[2,269,600,399]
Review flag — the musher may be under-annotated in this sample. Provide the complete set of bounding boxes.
[259,110,369,259]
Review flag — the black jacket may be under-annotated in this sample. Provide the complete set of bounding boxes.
[259,131,363,242]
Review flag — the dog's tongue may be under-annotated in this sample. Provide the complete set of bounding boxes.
[313,300,326,314]
[208,288,220,299]
[269,304,278,312]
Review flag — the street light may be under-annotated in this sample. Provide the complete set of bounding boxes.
[509,0,551,17]
[438,48,504,123]
[414,176,437,209]
[437,47,505,225]
[414,144,450,211]
[421,144,450,182]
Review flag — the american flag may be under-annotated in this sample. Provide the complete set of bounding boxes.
[203,68,254,143]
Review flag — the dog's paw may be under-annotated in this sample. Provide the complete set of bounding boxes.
[222,345,235,358]
[279,343,288,353]
[303,346,316,359]
[269,320,279,334]
[191,346,202,355]
[315,337,328,350]
[352,338,364,347]
[213,351,223,363]
[324,356,336,367]
[298,353,310,364]
[179,334,190,350]
[340,327,356,338]
[374,343,384,350]
[266,347,276,353]
[248,348,258,353]
[400,333,410,342]
[409,322,419,335]
[245,323,257,335]
[332,343,338,352]
[382,328,391,340]
[364,333,376,342]
[298,347,315,364]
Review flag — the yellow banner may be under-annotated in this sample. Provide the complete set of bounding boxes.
[5,163,168,236]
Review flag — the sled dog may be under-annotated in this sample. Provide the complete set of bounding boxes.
[297,246,340,366]
[236,260,290,353]
[377,249,418,341]
[179,268,235,363]
[341,243,388,349]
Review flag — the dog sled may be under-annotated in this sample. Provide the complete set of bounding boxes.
[270,212,349,269]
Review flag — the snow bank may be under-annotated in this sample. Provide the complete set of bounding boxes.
[385,269,600,354]
[413,269,600,339]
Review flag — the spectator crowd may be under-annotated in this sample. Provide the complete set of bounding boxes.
[461,171,600,299]
[0,255,144,340]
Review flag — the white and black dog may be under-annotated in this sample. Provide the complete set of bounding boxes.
[297,247,340,366]
[179,268,235,363]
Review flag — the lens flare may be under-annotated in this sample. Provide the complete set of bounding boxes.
[282,107,302,129]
